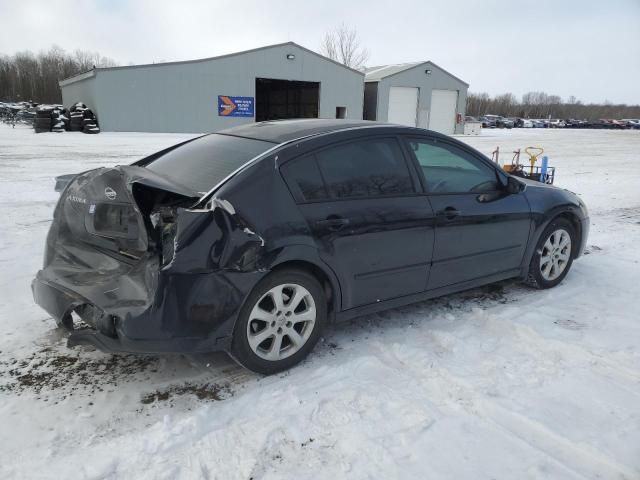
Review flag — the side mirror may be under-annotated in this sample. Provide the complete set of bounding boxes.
[506,176,524,194]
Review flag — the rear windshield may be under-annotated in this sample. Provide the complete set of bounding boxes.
[144,134,276,193]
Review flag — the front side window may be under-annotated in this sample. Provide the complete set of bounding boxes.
[407,138,498,193]
[313,138,415,199]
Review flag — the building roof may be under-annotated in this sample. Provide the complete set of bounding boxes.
[59,42,364,87]
[216,119,397,143]
[364,60,469,86]
[363,62,424,82]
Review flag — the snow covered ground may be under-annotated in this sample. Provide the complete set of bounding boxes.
[0,125,639,479]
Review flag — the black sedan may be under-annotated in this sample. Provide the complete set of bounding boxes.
[33,120,589,374]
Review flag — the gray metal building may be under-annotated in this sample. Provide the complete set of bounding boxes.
[363,62,468,134]
[59,42,364,133]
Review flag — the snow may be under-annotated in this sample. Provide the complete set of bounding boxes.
[1,125,639,479]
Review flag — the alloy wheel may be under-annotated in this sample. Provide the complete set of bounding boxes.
[539,228,572,281]
[246,283,317,361]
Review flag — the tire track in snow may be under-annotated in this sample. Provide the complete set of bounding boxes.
[482,316,640,396]
[375,309,640,480]
[479,398,638,480]
[380,342,638,480]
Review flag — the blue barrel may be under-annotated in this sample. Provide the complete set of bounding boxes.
[540,156,549,182]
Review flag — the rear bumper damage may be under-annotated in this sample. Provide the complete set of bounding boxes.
[33,165,266,354]
[32,271,243,353]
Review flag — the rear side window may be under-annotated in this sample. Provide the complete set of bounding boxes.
[144,134,275,193]
[280,155,329,201]
[315,138,414,199]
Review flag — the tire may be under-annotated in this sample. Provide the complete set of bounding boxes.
[526,217,576,289]
[231,269,327,375]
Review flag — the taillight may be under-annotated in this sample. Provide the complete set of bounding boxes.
[86,203,140,240]
[93,204,132,236]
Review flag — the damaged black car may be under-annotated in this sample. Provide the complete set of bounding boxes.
[33,119,589,374]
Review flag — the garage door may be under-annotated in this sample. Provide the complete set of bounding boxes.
[387,87,418,126]
[429,90,458,134]
[255,78,319,122]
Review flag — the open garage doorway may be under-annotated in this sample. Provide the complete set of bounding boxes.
[255,78,320,122]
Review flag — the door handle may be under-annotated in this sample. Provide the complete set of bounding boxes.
[315,217,350,232]
[436,207,460,220]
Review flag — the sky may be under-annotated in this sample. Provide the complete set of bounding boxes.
[1,0,639,104]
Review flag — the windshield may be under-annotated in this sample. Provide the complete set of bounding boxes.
[144,134,276,193]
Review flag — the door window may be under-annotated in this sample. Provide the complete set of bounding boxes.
[314,138,415,199]
[280,155,329,202]
[407,138,498,193]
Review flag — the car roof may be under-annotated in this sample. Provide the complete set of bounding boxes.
[216,119,397,143]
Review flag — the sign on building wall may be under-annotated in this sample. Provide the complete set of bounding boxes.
[218,96,254,117]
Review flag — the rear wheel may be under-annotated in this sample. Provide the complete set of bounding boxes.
[527,218,576,288]
[231,269,326,374]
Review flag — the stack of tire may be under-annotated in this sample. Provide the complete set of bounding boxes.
[69,102,100,134]
[68,104,84,132]
[51,107,68,133]
[34,106,56,133]
[34,105,68,133]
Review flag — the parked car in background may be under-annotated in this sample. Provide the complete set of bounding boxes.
[609,119,628,129]
[480,116,497,128]
[549,119,566,128]
[564,119,582,128]
[586,119,608,129]
[498,117,514,129]
[530,119,545,128]
[483,115,513,129]
[621,119,640,129]
[514,118,533,128]
[31,119,589,374]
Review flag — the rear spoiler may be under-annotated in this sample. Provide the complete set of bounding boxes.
[54,173,79,192]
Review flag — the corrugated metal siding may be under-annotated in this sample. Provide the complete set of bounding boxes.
[374,62,468,134]
[63,44,364,133]
[60,76,98,113]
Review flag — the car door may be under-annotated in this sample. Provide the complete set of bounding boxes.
[280,136,435,310]
[402,135,532,291]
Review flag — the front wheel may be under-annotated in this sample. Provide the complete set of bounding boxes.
[231,269,327,375]
[526,218,576,289]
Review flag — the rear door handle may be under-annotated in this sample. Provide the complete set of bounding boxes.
[436,207,460,220]
[315,217,350,231]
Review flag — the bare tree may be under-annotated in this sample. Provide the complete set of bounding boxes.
[320,24,369,70]
[467,91,640,120]
[0,45,117,103]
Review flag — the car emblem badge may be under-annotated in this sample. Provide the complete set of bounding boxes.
[105,187,117,200]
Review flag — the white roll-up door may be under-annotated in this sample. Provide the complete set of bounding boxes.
[429,89,458,134]
[387,87,419,126]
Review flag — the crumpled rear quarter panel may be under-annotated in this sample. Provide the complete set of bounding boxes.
[34,165,267,352]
